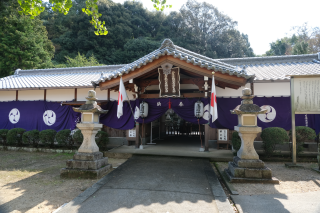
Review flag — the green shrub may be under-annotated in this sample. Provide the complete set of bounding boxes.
[22,130,40,147]
[0,129,9,145]
[261,127,289,157]
[96,131,109,151]
[231,131,241,152]
[289,126,317,156]
[7,128,26,146]
[73,129,83,145]
[56,129,73,148]
[39,129,57,147]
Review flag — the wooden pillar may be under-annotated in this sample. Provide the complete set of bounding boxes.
[15,90,18,101]
[205,124,210,151]
[250,82,254,95]
[107,89,110,101]
[135,122,140,148]
[74,88,77,101]
[44,89,47,101]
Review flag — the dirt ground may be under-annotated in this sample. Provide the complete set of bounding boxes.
[0,151,127,213]
[216,162,320,195]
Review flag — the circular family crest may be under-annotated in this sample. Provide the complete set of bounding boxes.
[43,110,56,126]
[258,105,276,123]
[9,108,20,124]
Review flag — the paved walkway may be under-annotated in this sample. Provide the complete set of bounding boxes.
[231,191,320,213]
[58,155,233,213]
[109,136,233,161]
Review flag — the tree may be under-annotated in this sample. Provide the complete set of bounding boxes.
[0,0,55,77]
[17,0,171,36]
[265,23,320,56]
[54,52,102,67]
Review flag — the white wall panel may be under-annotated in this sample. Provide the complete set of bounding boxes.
[18,90,44,101]
[254,82,290,96]
[0,91,16,101]
[216,83,250,97]
[46,89,74,101]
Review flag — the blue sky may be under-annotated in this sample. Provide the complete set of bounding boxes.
[113,0,320,55]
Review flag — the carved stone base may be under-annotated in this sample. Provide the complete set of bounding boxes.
[225,157,279,184]
[60,152,111,179]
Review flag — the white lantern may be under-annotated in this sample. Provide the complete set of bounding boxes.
[194,101,204,118]
[140,101,149,118]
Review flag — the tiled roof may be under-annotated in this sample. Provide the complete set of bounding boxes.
[218,53,320,81]
[92,39,252,85]
[0,65,125,90]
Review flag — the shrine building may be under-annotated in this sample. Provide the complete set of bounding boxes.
[1,39,320,152]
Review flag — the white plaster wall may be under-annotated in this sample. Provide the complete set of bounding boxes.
[78,88,135,101]
[216,83,250,97]
[0,91,16,101]
[109,90,135,101]
[46,89,74,101]
[18,90,44,101]
[254,82,290,96]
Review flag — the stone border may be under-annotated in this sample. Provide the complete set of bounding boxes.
[0,145,77,153]
[214,162,239,195]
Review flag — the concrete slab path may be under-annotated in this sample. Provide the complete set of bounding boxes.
[58,155,233,213]
[231,191,320,213]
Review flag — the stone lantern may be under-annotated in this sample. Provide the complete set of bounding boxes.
[60,90,111,179]
[225,88,279,183]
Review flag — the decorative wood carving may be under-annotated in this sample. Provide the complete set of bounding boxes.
[158,66,180,97]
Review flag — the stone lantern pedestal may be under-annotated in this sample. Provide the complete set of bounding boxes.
[225,88,279,184]
[60,90,111,179]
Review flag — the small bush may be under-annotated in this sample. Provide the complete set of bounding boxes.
[39,129,57,147]
[0,129,9,145]
[73,129,83,145]
[22,130,40,147]
[56,129,73,148]
[289,126,317,156]
[96,131,109,151]
[261,127,289,157]
[231,131,241,152]
[7,128,26,146]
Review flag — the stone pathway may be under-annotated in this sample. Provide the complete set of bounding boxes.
[57,155,233,213]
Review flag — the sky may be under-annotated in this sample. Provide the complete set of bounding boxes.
[112,0,320,55]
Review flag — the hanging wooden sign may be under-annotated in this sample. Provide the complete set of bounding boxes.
[158,63,180,97]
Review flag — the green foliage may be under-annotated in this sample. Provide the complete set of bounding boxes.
[7,128,26,146]
[56,129,73,147]
[289,126,317,156]
[22,130,40,147]
[73,129,83,145]
[261,127,289,157]
[0,0,54,77]
[231,131,241,152]
[95,131,108,151]
[151,0,172,11]
[0,129,9,145]
[54,52,102,68]
[39,129,57,147]
[43,0,254,65]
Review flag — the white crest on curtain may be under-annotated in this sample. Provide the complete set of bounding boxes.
[134,106,140,119]
[203,104,210,121]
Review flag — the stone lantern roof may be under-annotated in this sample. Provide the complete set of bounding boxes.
[73,90,108,114]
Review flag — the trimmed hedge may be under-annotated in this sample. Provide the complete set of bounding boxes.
[0,129,9,145]
[261,127,289,157]
[56,129,73,147]
[231,131,241,152]
[39,129,57,147]
[7,128,26,146]
[22,130,40,147]
[289,126,317,156]
[73,129,83,145]
[96,131,109,151]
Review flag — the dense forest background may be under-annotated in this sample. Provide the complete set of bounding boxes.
[1,0,319,78]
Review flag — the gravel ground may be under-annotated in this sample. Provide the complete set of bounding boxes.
[0,151,127,213]
[216,162,320,195]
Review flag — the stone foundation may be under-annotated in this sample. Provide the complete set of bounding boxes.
[225,156,279,184]
[60,152,111,179]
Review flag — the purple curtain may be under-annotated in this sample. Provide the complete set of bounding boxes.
[0,101,80,131]
[135,98,170,124]
[100,100,136,130]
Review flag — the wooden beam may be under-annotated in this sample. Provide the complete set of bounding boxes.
[74,88,77,101]
[182,93,204,98]
[139,94,159,99]
[44,89,47,101]
[16,90,18,101]
[99,55,247,90]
